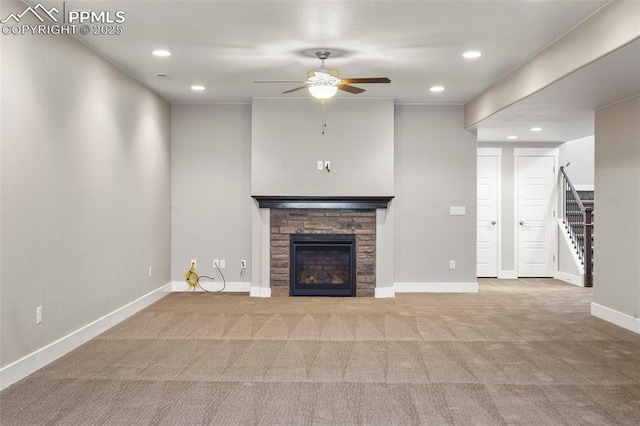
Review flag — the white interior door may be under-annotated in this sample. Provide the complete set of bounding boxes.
[517,155,555,277]
[477,155,499,277]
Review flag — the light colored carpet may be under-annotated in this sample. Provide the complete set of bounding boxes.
[2,278,640,425]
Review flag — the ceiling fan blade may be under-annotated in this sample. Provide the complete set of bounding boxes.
[341,77,391,84]
[337,84,366,94]
[282,85,309,94]
[255,80,305,83]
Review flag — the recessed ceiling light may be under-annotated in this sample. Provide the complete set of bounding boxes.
[152,50,171,57]
[430,86,445,92]
[530,127,543,132]
[190,85,206,92]
[507,135,518,139]
[463,51,482,59]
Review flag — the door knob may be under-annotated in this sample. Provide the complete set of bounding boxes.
[491,221,497,225]
[519,221,524,225]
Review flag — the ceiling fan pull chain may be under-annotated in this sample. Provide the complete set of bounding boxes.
[321,100,327,135]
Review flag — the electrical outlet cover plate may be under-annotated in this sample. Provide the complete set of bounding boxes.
[241,259,247,269]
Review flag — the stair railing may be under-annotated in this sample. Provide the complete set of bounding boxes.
[560,166,593,287]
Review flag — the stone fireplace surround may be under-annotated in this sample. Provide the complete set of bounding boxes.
[250,196,394,298]
[272,209,375,296]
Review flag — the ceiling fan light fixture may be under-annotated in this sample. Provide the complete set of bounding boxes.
[308,84,338,99]
[257,49,389,98]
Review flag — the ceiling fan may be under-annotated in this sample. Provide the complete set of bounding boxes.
[255,50,391,99]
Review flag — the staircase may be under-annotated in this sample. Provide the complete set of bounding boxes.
[560,167,594,287]
[565,191,594,266]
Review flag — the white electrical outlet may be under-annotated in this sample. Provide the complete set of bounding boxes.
[213,259,219,268]
[220,259,226,269]
[449,260,456,269]
[36,306,42,324]
[324,161,331,171]
[148,266,152,278]
[317,160,323,170]
[190,259,197,268]
[240,259,247,269]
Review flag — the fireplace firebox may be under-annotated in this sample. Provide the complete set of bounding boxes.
[289,234,356,296]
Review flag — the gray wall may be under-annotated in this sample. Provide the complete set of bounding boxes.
[1,5,171,367]
[394,105,477,284]
[177,103,477,287]
[593,95,640,317]
[251,98,394,196]
[171,104,252,282]
[560,135,594,187]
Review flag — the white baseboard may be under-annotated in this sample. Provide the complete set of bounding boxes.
[394,282,478,293]
[171,281,250,292]
[498,270,517,279]
[375,286,395,298]
[591,303,640,334]
[250,286,271,297]
[554,271,584,287]
[0,282,172,391]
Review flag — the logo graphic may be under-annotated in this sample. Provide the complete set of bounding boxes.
[1,3,59,24]
[2,2,125,36]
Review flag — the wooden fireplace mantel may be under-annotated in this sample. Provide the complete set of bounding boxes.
[252,196,394,210]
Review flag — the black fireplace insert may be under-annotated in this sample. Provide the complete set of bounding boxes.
[289,234,356,296]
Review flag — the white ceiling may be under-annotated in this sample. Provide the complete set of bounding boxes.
[34,0,640,142]
[475,38,640,142]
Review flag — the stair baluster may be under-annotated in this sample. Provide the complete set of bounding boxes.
[560,166,594,287]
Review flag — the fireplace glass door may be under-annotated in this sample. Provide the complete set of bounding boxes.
[289,234,356,296]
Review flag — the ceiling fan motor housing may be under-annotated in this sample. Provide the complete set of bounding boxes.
[308,68,340,80]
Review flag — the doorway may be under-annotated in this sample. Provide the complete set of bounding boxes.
[477,148,501,277]
[514,148,558,277]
